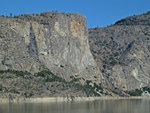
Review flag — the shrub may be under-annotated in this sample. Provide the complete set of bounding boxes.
[36,70,66,83]
[0,69,31,77]
[127,89,143,96]
[113,52,120,57]
[127,86,150,96]
[118,61,128,66]
[143,87,150,93]
[110,60,118,66]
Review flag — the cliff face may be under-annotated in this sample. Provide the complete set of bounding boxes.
[0,12,101,84]
[89,11,150,91]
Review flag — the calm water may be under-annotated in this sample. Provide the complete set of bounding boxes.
[0,99,150,113]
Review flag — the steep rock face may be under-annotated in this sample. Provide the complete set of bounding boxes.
[0,12,101,84]
[89,11,150,91]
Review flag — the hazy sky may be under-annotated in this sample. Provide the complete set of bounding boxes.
[1,0,150,28]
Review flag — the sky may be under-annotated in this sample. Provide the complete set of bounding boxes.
[0,0,150,28]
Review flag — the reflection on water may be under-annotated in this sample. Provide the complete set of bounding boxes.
[0,99,150,113]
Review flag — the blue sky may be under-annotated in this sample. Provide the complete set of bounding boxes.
[0,0,150,28]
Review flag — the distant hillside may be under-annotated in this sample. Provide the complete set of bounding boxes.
[115,11,150,25]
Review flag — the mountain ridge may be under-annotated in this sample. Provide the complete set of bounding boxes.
[114,11,150,26]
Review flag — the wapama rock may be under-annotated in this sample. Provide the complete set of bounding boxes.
[0,12,102,84]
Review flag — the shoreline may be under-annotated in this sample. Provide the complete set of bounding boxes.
[0,96,150,103]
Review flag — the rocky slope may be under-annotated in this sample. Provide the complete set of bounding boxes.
[89,11,150,94]
[0,70,93,98]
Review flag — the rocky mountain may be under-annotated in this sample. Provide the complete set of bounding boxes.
[89,11,150,94]
[0,12,104,97]
[1,11,150,98]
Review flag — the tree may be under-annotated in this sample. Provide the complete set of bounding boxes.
[10,13,12,17]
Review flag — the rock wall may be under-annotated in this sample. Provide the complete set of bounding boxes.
[0,12,101,84]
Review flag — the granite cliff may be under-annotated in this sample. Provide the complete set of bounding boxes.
[0,12,104,98]
[0,12,101,84]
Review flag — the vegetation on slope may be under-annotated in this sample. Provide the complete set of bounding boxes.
[127,87,150,96]
[115,11,150,26]
[0,69,103,97]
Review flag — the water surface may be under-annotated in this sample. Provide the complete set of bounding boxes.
[0,99,150,113]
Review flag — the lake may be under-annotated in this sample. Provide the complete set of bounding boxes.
[0,99,150,113]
